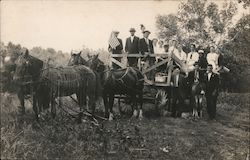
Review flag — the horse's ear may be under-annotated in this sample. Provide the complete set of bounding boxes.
[78,51,82,56]
[24,49,29,57]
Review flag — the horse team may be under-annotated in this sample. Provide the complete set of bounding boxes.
[12,46,219,122]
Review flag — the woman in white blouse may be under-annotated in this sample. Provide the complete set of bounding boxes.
[207,45,219,72]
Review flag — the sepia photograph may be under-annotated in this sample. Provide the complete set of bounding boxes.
[0,0,249,159]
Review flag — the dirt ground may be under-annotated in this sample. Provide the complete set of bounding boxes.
[1,92,249,160]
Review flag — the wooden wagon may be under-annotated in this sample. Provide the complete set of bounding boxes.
[110,52,188,106]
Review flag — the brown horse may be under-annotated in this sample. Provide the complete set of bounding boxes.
[13,49,100,121]
[69,53,145,120]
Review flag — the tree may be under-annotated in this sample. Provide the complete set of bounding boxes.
[156,0,238,48]
[156,14,179,41]
[238,0,250,8]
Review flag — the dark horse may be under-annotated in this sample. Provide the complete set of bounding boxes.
[68,53,145,120]
[13,49,100,120]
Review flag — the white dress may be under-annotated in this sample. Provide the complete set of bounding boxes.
[186,51,199,71]
[207,52,219,70]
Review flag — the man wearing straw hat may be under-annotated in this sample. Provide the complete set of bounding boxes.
[108,30,123,69]
[139,30,154,80]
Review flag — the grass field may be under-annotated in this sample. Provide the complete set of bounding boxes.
[1,92,249,160]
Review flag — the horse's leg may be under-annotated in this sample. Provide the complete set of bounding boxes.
[118,95,122,115]
[51,98,56,118]
[17,89,25,114]
[103,92,109,118]
[108,94,114,121]
[88,94,96,114]
[198,95,203,118]
[131,94,138,118]
[32,93,39,121]
[138,92,143,120]
[194,96,199,118]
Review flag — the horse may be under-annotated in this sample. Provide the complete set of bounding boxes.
[69,53,145,121]
[190,81,205,118]
[13,49,43,115]
[13,49,100,121]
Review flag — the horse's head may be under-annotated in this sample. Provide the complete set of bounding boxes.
[13,49,43,83]
[68,50,87,66]
[87,53,105,73]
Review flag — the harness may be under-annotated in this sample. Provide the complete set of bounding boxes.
[103,67,144,93]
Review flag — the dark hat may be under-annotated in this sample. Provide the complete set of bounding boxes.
[113,30,119,34]
[190,43,196,48]
[207,64,213,67]
[193,61,199,66]
[129,28,136,32]
[143,30,151,34]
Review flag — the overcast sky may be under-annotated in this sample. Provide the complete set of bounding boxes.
[1,0,247,52]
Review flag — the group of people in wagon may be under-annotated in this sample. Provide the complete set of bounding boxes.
[108,27,229,120]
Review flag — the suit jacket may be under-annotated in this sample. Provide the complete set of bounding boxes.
[108,38,123,54]
[204,72,219,95]
[171,73,186,88]
[187,70,204,84]
[198,56,208,69]
[125,36,140,54]
[139,38,154,55]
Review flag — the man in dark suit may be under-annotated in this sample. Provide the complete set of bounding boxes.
[204,64,219,120]
[125,28,140,67]
[187,62,205,85]
[139,30,154,80]
[139,30,154,55]
[171,66,187,117]
[108,31,123,69]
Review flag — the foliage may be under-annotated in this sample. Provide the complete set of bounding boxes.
[1,92,249,159]
[156,0,249,92]
[238,0,250,8]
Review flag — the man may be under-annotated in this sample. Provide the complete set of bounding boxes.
[186,44,199,72]
[125,28,140,67]
[187,62,204,84]
[204,64,219,120]
[139,30,154,80]
[108,31,123,69]
[139,30,154,55]
[171,65,187,117]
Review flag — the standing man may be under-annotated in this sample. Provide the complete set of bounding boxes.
[197,49,208,76]
[186,44,199,72]
[139,30,154,80]
[187,62,204,84]
[171,65,187,117]
[204,64,219,120]
[108,31,123,69]
[125,28,140,67]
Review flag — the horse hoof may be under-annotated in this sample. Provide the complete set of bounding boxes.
[109,113,114,121]
[138,109,143,120]
[139,115,143,120]
[133,110,138,117]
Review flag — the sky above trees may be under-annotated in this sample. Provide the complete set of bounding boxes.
[1,0,248,52]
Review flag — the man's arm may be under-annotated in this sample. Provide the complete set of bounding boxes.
[125,38,128,53]
[139,39,144,55]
